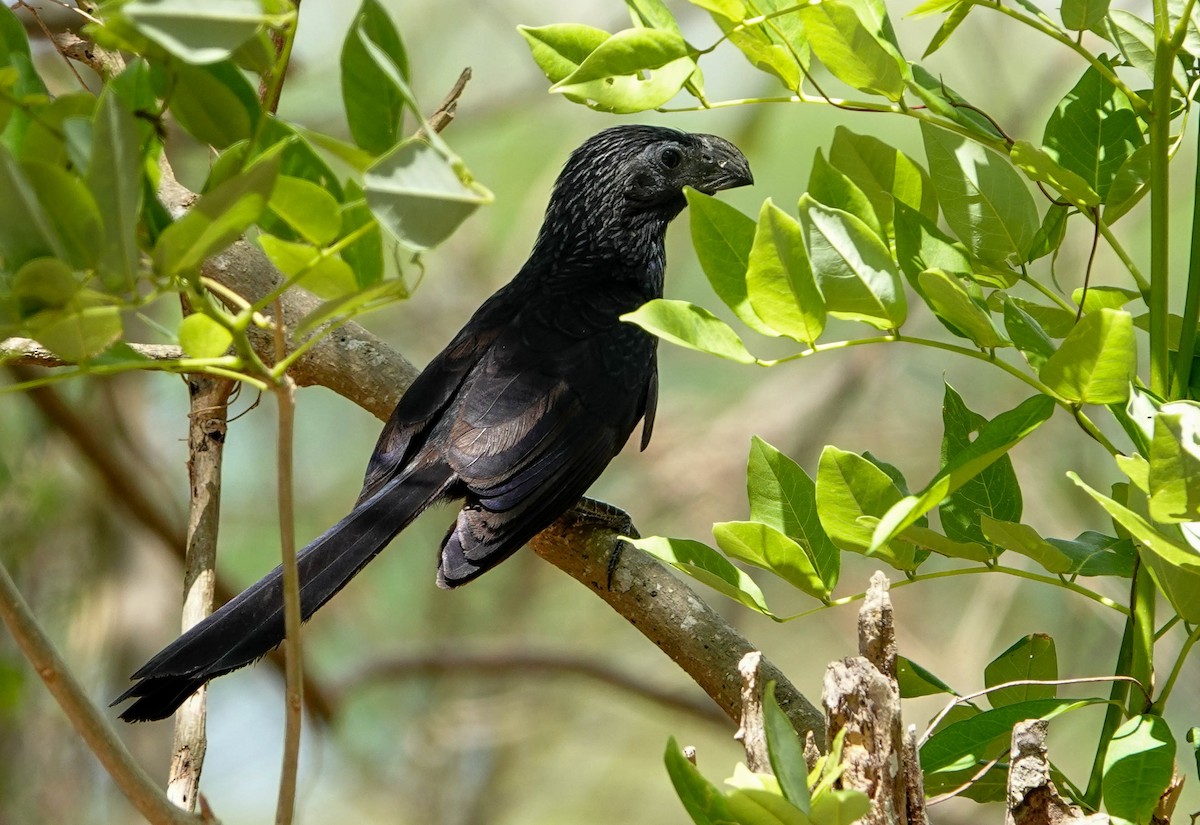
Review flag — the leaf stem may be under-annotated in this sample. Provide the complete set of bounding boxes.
[1153,620,1200,711]
[786,562,1127,620]
[1169,115,1200,398]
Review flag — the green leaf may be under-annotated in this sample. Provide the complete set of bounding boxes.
[267,176,341,246]
[921,697,1105,773]
[1071,473,1200,621]
[1042,60,1143,201]
[631,535,775,617]
[365,137,492,251]
[917,269,1009,348]
[622,298,758,364]
[0,2,48,150]
[873,394,1055,552]
[816,446,921,570]
[259,235,356,298]
[519,24,612,84]
[714,521,830,600]
[939,382,1023,550]
[763,685,811,812]
[1025,204,1069,263]
[1073,285,1138,314]
[746,200,825,344]
[687,189,773,335]
[747,436,839,589]
[550,28,696,113]
[983,634,1057,708]
[923,1,971,57]
[828,126,938,231]
[12,258,79,310]
[798,0,907,100]
[899,523,992,562]
[20,160,103,272]
[170,60,259,150]
[808,789,871,825]
[1103,715,1175,825]
[1046,531,1134,577]
[981,517,1071,573]
[340,180,383,287]
[709,5,803,92]
[921,122,1038,264]
[178,312,233,358]
[1061,0,1109,29]
[1104,144,1152,223]
[896,656,957,698]
[893,201,971,285]
[154,152,280,276]
[1148,401,1200,523]
[341,0,410,154]
[1039,308,1136,404]
[122,0,272,64]
[31,305,123,362]
[88,90,142,291]
[0,145,66,269]
[799,196,906,330]
[1010,140,1100,208]
[809,150,881,239]
[664,737,736,825]
[726,788,810,825]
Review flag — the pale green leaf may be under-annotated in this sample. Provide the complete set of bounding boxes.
[1039,308,1136,404]
[622,298,759,364]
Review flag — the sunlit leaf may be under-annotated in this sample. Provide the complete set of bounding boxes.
[714,520,830,600]
[1039,308,1136,404]
[551,28,695,112]
[1103,715,1175,825]
[921,122,1038,264]
[631,535,775,616]
[747,436,839,588]
[829,126,937,231]
[816,446,921,570]
[687,189,774,335]
[622,298,758,364]
[917,268,1009,348]
[800,196,906,329]
[746,199,824,344]
[798,0,907,100]
[1148,401,1200,523]
[1071,473,1200,621]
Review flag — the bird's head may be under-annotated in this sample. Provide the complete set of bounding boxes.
[535,125,752,266]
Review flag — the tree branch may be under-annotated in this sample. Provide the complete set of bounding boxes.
[167,375,234,812]
[5,364,337,724]
[334,648,727,726]
[0,559,209,825]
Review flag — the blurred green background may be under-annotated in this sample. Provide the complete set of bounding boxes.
[1,0,1197,823]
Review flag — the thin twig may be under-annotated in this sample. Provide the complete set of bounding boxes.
[2,337,185,368]
[335,649,727,725]
[272,302,303,825]
[421,67,472,137]
[919,675,1151,746]
[167,374,234,812]
[0,559,208,825]
[4,364,337,724]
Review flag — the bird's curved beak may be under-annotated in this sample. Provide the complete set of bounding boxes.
[693,134,753,194]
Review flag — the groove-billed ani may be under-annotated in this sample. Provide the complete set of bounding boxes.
[113,125,752,722]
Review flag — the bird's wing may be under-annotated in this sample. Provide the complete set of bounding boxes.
[357,284,520,503]
[435,303,654,585]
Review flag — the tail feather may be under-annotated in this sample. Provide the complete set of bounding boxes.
[114,464,453,722]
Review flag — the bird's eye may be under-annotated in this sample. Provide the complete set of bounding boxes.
[659,146,683,169]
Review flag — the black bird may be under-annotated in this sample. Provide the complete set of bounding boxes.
[114,125,752,722]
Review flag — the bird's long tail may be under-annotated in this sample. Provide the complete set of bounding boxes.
[113,464,454,722]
